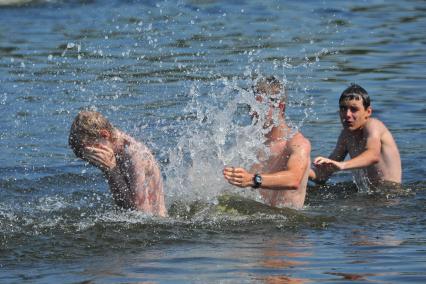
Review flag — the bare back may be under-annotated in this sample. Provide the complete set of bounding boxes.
[117,134,167,216]
[257,132,311,209]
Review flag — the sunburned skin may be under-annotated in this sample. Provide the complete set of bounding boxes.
[256,132,311,209]
[83,131,167,217]
[115,134,167,216]
[223,79,311,210]
[223,126,311,210]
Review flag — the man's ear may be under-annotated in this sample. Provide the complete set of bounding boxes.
[366,106,372,117]
[99,129,111,139]
[279,101,286,112]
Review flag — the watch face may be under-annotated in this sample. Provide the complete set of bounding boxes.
[255,175,262,184]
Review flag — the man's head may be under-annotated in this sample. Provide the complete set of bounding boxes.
[253,76,287,111]
[338,84,372,131]
[339,83,370,109]
[69,111,115,158]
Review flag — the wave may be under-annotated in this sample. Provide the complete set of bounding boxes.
[0,193,333,262]
[1,165,423,245]
[1,182,421,236]
[1,177,423,263]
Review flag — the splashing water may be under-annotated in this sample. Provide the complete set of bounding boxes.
[164,74,314,205]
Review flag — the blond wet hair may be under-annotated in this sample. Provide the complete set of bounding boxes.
[68,110,115,158]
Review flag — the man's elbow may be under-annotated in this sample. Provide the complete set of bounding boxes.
[286,176,303,190]
[370,152,380,165]
[309,168,328,185]
[287,183,299,191]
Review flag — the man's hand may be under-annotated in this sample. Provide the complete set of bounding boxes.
[223,167,254,188]
[82,144,117,172]
[313,156,345,172]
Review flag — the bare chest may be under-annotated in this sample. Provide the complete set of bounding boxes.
[346,135,367,158]
[258,141,291,173]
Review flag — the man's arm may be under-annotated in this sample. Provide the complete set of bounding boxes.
[313,123,381,172]
[83,145,134,209]
[259,138,310,190]
[335,124,381,170]
[310,131,348,184]
[105,166,135,209]
[315,122,381,176]
[223,137,311,190]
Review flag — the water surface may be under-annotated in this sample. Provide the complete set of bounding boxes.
[1,0,425,283]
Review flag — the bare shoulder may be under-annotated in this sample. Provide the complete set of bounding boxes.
[367,118,398,148]
[289,132,311,152]
[365,118,386,130]
[124,134,151,154]
[364,118,388,136]
[123,134,156,166]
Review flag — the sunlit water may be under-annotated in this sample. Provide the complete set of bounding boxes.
[1,0,425,283]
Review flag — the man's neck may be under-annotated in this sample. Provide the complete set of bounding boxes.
[265,120,291,142]
[347,126,366,139]
[112,130,127,154]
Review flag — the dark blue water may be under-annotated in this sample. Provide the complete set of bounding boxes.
[1,0,425,283]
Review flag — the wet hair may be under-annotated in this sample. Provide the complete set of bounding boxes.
[252,76,287,102]
[68,110,114,158]
[339,83,370,109]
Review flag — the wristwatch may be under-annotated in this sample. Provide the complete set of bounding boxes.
[252,174,262,188]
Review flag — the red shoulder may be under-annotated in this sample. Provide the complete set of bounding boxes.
[290,132,311,152]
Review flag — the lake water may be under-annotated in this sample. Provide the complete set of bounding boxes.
[1,0,425,283]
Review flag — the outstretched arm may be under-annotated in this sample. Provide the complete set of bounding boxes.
[346,123,382,169]
[311,125,381,181]
[260,139,311,190]
[223,137,311,190]
[310,132,347,184]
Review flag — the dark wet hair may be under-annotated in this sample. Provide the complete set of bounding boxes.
[339,83,370,109]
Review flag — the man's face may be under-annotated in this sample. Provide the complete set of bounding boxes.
[339,99,371,131]
[80,136,113,161]
[251,94,286,131]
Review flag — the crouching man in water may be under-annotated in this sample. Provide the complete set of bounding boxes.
[223,77,311,209]
[309,84,402,191]
[69,111,167,217]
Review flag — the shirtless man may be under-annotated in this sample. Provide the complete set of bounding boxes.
[309,84,401,188]
[69,111,167,217]
[223,77,311,209]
